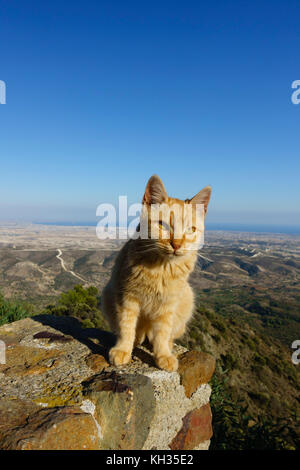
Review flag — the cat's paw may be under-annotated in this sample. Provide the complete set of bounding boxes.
[156,354,178,372]
[109,347,131,366]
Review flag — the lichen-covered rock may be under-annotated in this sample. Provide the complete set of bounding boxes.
[82,371,155,449]
[0,407,102,450]
[0,344,63,377]
[0,316,214,450]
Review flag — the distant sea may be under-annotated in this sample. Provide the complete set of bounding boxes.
[34,221,300,235]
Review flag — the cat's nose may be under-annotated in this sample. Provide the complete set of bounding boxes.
[171,240,181,252]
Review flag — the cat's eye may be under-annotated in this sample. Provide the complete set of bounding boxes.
[158,220,170,231]
[186,226,196,234]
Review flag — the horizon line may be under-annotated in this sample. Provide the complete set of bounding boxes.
[1,220,300,236]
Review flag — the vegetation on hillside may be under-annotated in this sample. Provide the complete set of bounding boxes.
[210,369,300,449]
[195,285,300,347]
[177,304,300,450]
[44,284,109,330]
[0,285,299,449]
[0,292,34,326]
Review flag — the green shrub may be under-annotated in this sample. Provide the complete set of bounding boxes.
[0,293,34,326]
[44,285,108,330]
[253,353,267,366]
[200,308,215,321]
[268,359,283,375]
[221,352,239,370]
[244,337,256,350]
[212,319,227,333]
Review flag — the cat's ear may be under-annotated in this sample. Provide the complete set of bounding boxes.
[188,186,212,214]
[142,175,168,205]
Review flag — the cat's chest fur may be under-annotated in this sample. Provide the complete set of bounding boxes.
[126,257,195,315]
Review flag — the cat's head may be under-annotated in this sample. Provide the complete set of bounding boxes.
[138,174,211,258]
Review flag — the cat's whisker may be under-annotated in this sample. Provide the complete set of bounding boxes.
[135,247,159,255]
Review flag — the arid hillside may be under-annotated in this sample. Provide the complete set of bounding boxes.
[0,224,299,448]
[0,225,299,346]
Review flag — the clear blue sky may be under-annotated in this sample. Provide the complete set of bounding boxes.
[0,1,299,229]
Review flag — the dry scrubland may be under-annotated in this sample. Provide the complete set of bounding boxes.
[0,223,299,448]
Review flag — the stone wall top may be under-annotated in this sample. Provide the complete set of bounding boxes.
[0,315,215,450]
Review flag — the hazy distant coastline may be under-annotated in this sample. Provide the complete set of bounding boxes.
[30,221,300,235]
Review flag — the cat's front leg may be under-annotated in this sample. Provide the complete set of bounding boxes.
[109,298,140,366]
[151,311,178,372]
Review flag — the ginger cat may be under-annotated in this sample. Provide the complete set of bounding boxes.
[102,175,211,372]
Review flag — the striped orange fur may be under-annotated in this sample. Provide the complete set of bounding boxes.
[102,175,211,371]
